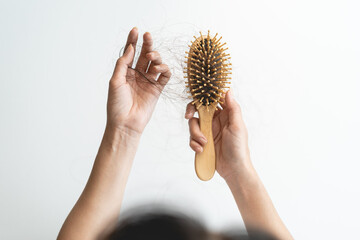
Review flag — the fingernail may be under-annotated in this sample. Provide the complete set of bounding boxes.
[200,137,207,144]
[197,146,203,152]
[144,32,152,39]
[124,44,132,55]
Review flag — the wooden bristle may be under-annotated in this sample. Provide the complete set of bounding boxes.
[185,31,232,109]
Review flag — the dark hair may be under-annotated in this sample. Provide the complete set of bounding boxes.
[106,211,277,240]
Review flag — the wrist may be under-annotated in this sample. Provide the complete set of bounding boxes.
[223,161,257,185]
[225,169,262,194]
[102,124,141,153]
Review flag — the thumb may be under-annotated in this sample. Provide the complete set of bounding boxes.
[225,89,243,125]
[112,44,135,83]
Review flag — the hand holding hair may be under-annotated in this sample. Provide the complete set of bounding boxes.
[58,28,171,240]
[107,27,171,136]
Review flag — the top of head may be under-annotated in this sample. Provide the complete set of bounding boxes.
[185,31,232,110]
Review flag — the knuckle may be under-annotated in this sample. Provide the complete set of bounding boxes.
[188,117,197,127]
[109,79,119,88]
[116,57,124,67]
[163,65,171,76]
[189,139,194,148]
[188,118,193,127]
[186,103,193,112]
[189,139,197,149]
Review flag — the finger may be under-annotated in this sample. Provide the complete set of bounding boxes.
[190,139,203,153]
[185,102,196,119]
[213,106,222,119]
[219,91,227,109]
[150,64,169,74]
[146,51,162,68]
[212,114,222,141]
[188,117,207,146]
[111,44,135,85]
[146,51,163,78]
[135,32,153,72]
[155,64,171,88]
[123,27,138,66]
[225,89,243,125]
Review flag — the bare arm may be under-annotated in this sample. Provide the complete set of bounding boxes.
[57,127,140,240]
[57,27,171,240]
[186,90,293,239]
[225,167,293,239]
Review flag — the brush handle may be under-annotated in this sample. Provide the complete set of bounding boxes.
[195,105,216,181]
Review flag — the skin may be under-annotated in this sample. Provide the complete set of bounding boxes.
[186,91,293,240]
[57,27,171,240]
[57,27,293,240]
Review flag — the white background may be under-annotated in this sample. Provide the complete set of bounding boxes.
[1,0,359,239]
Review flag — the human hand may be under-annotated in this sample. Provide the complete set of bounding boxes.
[107,27,171,136]
[186,90,254,180]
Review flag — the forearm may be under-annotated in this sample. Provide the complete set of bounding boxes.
[225,165,293,240]
[58,126,141,240]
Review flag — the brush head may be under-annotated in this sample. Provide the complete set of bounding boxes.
[185,31,232,110]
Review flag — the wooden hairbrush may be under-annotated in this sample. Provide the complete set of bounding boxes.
[185,31,232,181]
